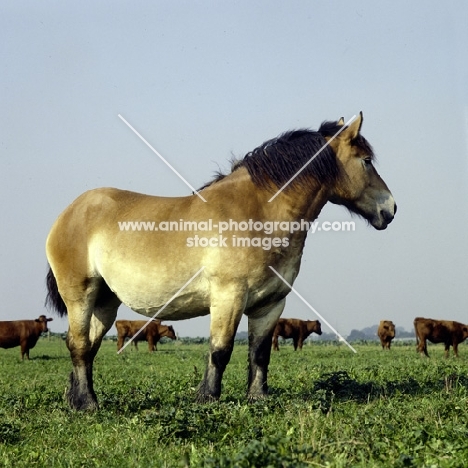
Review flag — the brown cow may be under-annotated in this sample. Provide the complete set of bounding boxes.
[377,320,396,349]
[116,319,176,352]
[414,317,468,358]
[0,315,53,360]
[272,318,322,351]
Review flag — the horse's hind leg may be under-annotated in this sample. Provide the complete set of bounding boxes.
[247,299,285,400]
[66,281,120,410]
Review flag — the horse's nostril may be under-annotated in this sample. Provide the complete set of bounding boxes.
[381,210,394,223]
[394,203,398,215]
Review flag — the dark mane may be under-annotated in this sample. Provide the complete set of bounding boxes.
[197,171,227,192]
[198,119,373,192]
[239,127,339,191]
[196,159,244,192]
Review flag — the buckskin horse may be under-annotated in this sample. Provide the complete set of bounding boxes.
[46,113,396,410]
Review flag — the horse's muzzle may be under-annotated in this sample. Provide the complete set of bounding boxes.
[375,202,396,230]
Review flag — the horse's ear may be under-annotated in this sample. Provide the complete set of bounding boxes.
[342,112,363,140]
[338,117,345,125]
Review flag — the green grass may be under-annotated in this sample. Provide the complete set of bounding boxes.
[2,338,468,467]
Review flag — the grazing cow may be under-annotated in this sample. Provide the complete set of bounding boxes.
[377,320,396,350]
[0,315,53,360]
[272,318,322,351]
[116,319,176,352]
[414,317,468,358]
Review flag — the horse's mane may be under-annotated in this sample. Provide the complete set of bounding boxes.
[198,120,374,192]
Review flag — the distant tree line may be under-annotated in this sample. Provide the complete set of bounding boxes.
[49,326,415,344]
[238,325,415,343]
[344,325,414,342]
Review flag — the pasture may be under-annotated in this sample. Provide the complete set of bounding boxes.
[1,337,468,467]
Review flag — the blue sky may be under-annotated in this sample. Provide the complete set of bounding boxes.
[1,1,467,338]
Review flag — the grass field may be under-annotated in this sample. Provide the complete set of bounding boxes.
[1,337,468,467]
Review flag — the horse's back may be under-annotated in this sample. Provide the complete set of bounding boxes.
[46,187,195,271]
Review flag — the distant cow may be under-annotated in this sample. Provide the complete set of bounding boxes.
[272,318,322,351]
[116,320,176,352]
[0,315,53,360]
[377,320,396,349]
[414,317,468,357]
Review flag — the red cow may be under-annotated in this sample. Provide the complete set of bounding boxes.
[116,319,176,352]
[414,317,468,357]
[377,320,396,350]
[0,315,53,360]
[272,318,322,351]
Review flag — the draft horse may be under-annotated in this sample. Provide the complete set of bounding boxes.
[46,112,396,410]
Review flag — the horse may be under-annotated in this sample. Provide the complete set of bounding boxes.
[45,112,396,410]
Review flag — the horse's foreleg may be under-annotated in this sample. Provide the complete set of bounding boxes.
[247,299,285,401]
[197,338,235,402]
[197,285,245,402]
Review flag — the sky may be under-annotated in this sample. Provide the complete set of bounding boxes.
[1,1,467,339]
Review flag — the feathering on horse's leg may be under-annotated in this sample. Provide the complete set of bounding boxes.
[247,299,285,401]
[66,285,120,411]
[65,301,100,411]
[197,284,246,402]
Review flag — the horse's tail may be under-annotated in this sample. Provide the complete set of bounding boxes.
[45,265,67,316]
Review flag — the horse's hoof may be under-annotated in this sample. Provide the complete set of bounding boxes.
[247,393,268,403]
[195,394,219,404]
[67,390,99,411]
[68,397,99,411]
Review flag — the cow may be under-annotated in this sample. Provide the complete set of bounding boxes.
[414,317,468,358]
[272,318,322,351]
[377,320,396,350]
[0,315,53,360]
[116,319,176,352]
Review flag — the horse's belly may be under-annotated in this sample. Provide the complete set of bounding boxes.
[105,272,211,320]
[132,304,211,321]
[92,232,302,319]
[131,292,210,320]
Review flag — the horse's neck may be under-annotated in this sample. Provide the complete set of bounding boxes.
[268,184,330,224]
[204,166,330,223]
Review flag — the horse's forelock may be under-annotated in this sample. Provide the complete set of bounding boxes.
[318,120,343,137]
[319,120,375,161]
[353,134,375,160]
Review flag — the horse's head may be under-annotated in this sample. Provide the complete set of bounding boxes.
[326,112,396,230]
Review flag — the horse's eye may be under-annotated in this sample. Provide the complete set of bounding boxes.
[363,157,372,166]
